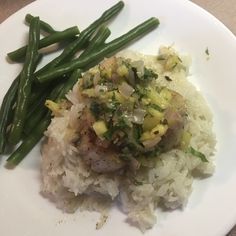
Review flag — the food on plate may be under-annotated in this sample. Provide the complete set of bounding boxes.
[0,0,216,232]
[41,47,216,231]
[0,1,159,166]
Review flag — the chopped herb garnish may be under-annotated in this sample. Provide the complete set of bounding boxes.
[143,68,158,81]
[116,117,129,129]
[103,92,120,113]
[116,109,122,116]
[104,118,129,141]
[136,85,148,100]
[106,100,119,113]
[161,119,168,125]
[177,56,182,63]
[171,63,178,70]
[188,146,208,162]
[98,76,106,85]
[133,124,142,144]
[164,75,172,81]
[103,130,112,140]
[132,67,158,82]
[90,101,102,119]
[205,48,209,56]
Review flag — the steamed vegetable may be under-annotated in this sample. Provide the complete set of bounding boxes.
[25,13,58,34]
[0,77,19,153]
[35,1,124,75]
[8,17,40,145]
[1,1,162,167]
[8,26,80,62]
[4,2,126,165]
[6,114,51,167]
[0,54,42,154]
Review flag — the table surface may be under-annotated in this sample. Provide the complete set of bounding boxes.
[0,0,236,235]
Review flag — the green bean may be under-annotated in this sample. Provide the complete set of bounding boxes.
[35,1,124,75]
[8,26,79,62]
[37,17,159,83]
[0,53,42,154]
[0,77,19,154]
[8,17,40,145]
[6,113,51,167]
[25,14,58,34]
[67,0,124,57]
[24,68,81,136]
[56,69,82,100]
[26,90,50,121]
[23,77,67,135]
[79,25,111,59]
[23,109,48,136]
[28,83,52,107]
[34,42,76,76]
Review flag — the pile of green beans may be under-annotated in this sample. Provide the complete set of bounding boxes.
[0,1,160,167]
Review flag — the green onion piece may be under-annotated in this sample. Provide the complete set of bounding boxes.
[188,146,208,162]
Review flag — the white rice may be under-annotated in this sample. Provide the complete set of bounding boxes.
[41,47,216,231]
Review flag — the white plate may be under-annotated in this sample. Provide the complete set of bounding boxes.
[0,0,236,235]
